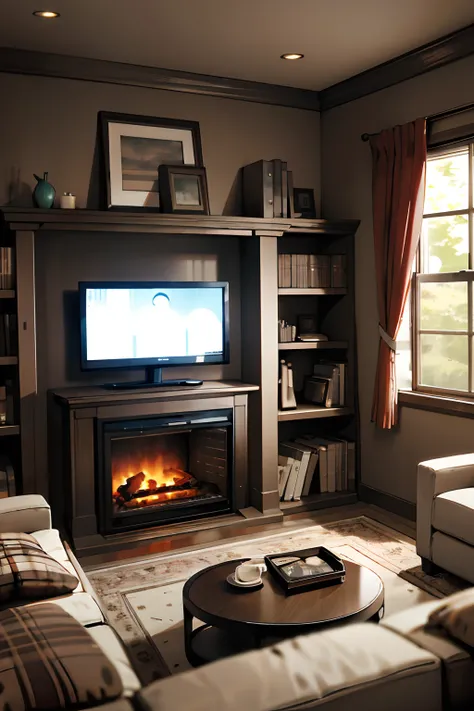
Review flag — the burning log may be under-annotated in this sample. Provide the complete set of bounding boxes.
[113,469,199,508]
[115,472,146,503]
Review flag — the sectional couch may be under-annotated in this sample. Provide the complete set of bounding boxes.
[3,494,474,711]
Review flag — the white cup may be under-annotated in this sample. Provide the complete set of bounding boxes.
[235,560,266,583]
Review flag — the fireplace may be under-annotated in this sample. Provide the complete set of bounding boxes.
[97,409,233,534]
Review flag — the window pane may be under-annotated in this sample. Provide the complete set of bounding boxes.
[419,334,468,391]
[424,150,469,214]
[421,215,468,273]
[396,292,412,390]
[420,281,468,331]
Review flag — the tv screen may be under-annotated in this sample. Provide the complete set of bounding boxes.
[79,281,229,370]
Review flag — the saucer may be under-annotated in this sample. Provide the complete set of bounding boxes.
[226,573,263,589]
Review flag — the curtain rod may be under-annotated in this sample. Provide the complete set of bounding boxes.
[360,100,474,142]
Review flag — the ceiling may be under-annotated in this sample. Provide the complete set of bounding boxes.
[1,0,474,91]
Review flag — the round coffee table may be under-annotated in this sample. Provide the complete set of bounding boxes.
[182,558,384,666]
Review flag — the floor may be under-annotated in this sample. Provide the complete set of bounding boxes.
[82,502,415,572]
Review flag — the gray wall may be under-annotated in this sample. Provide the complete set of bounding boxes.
[0,72,320,214]
[321,54,474,505]
[0,71,320,495]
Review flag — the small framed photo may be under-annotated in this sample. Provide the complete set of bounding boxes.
[158,165,210,215]
[293,188,317,218]
[100,111,203,210]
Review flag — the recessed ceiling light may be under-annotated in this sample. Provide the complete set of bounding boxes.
[281,53,304,61]
[33,10,60,18]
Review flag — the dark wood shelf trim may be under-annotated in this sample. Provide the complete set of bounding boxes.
[0,208,360,238]
[0,290,15,299]
[0,356,18,365]
[280,491,357,513]
[278,341,348,350]
[278,288,347,296]
[278,405,353,421]
[0,425,20,436]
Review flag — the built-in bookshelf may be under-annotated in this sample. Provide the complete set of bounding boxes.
[277,226,359,515]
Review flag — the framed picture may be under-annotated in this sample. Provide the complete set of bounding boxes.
[293,188,317,218]
[158,165,210,215]
[99,111,204,210]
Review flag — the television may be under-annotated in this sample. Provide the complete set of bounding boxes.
[79,281,230,389]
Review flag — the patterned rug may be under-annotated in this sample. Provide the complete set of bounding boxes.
[87,516,466,684]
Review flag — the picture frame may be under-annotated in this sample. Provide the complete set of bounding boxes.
[99,111,204,210]
[293,188,317,218]
[158,165,210,215]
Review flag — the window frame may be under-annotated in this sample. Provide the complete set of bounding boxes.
[405,140,474,402]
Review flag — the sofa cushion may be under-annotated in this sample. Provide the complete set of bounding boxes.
[87,625,141,697]
[138,622,441,711]
[433,488,474,546]
[32,528,83,592]
[0,603,123,710]
[428,587,474,647]
[0,532,78,603]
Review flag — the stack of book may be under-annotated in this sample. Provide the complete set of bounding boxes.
[278,319,296,343]
[278,435,356,501]
[0,248,14,290]
[305,360,346,408]
[242,159,297,218]
[278,254,346,288]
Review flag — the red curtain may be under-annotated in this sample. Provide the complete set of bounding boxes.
[370,118,426,429]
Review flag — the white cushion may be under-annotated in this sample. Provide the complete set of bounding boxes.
[32,528,83,593]
[139,623,440,711]
[433,488,474,546]
[23,591,104,626]
[429,588,474,647]
[0,495,51,533]
[87,625,141,697]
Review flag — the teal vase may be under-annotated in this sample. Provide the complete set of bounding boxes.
[33,172,55,208]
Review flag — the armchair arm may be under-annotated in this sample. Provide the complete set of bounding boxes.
[417,454,474,559]
[0,495,51,533]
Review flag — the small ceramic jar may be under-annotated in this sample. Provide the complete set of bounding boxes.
[60,193,76,209]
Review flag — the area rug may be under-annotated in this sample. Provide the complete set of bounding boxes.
[87,515,466,684]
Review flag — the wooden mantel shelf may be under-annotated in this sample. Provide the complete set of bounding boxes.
[0,207,360,237]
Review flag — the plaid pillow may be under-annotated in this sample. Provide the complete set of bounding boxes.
[0,532,78,603]
[0,603,123,709]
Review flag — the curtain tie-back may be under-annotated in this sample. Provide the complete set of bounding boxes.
[378,324,396,351]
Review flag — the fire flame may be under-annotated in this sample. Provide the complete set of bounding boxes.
[112,450,193,507]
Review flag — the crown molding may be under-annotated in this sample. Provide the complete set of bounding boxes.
[0,47,321,112]
[320,23,474,110]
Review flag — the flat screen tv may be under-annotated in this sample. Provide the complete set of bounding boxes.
[79,281,230,389]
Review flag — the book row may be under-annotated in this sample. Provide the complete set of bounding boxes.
[278,435,356,502]
[242,159,297,219]
[278,254,346,289]
[0,248,14,290]
[0,315,18,357]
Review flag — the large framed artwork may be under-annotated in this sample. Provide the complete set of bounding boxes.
[99,111,204,210]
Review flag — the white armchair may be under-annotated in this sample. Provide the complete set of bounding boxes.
[417,454,474,583]
[0,494,51,533]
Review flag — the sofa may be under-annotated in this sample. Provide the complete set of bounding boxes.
[417,453,474,583]
[3,494,474,711]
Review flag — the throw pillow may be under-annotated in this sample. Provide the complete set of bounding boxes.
[0,532,78,603]
[428,588,474,647]
[0,603,123,710]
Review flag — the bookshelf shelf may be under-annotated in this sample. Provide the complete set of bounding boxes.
[0,357,18,366]
[280,491,357,514]
[278,341,348,350]
[0,425,20,437]
[278,288,347,296]
[278,405,353,422]
[0,291,15,299]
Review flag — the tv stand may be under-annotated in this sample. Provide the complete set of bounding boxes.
[103,367,203,390]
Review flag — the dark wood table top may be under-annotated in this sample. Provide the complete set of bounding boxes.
[183,558,384,633]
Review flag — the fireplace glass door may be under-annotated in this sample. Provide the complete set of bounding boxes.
[99,410,233,533]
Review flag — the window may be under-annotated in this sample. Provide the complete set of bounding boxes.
[398,141,474,398]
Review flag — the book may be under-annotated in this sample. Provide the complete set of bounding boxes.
[242,160,274,218]
[300,436,336,493]
[287,170,295,217]
[279,442,311,500]
[296,437,327,493]
[302,451,319,497]
[278,455,294,498]
[312,363,339,406]
[331,254,347,288]
[281,162,288,218]
[272,159,283,218]
[347,441,356,492]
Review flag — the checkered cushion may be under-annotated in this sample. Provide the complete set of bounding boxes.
[0,603,123,709]
[0,532,78,603]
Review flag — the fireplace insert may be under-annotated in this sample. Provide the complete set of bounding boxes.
[97,409,233,534]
